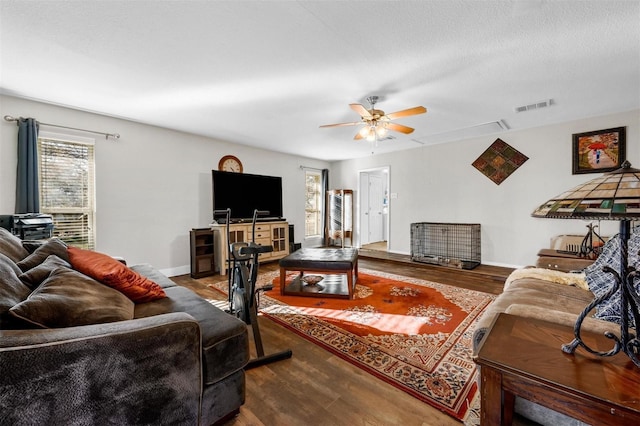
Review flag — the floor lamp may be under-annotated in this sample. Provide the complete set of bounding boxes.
[532,160,640,367]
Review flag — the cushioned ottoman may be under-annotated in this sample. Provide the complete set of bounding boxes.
[279,248,358,299]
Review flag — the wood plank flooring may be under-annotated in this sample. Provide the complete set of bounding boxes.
[173,256,514,426]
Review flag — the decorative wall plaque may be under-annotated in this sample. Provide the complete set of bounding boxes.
[472,138,529,185]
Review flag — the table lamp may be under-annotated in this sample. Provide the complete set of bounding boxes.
[532,160,640,367]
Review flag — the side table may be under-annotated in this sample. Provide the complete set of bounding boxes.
[535,248,594,272]
[474,313,640,426]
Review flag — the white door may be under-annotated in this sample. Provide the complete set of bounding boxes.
[369,174,384,242]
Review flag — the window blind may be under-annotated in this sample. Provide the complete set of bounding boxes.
[38,137,95,250]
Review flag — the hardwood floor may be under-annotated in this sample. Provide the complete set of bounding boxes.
[173,256,513,426]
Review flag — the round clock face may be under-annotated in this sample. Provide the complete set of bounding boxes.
[218,155,243,173]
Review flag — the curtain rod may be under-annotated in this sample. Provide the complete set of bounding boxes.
[3,115,120,140]
[299,165,324,171]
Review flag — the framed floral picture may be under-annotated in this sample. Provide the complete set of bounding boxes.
[572,127,626,174]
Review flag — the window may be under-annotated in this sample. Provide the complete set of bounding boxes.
[38,134,96,250]
[304,170,322,237]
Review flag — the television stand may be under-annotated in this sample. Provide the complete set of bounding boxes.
[257,217,284,222]
[214,217,285,225]
[211,219,289,275]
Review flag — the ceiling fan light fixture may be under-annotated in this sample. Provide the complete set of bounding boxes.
[320,95,426,142]
[375,124,389,137]
[366,127,376,142]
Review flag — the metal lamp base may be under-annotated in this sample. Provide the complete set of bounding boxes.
[562,221,640,367]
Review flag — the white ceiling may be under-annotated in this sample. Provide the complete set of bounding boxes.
[1,1,639,161]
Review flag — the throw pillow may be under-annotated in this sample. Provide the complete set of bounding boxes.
[16,238,69,272]
[22,240,45,254]
[19,254,71,289]
[9,266,135,328]
[584,233,640,327]
[0,253,33,327]
[0,227,29,263]
[67,246,166,303]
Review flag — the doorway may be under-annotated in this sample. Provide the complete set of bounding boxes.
[359,167,389,252]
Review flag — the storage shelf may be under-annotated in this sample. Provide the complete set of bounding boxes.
[190,228,215,278]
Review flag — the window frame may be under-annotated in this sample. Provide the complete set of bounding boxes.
[304,169,323,238]
[37,131,96,250]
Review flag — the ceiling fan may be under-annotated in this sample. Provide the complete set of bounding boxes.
[320,96,427,142]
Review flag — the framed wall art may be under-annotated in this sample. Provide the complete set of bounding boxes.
[471,138,529,185]
[572,127,626,174]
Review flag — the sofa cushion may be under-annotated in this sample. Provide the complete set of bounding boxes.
[68,246,166,303]
[21,239,46,254]
[134,285,249,384]
[473,277,595,353]
[19,254,71,289]
[16,238,69,272]
[0,227,29,263]
[9,266,135,328]
[0,253,32,327]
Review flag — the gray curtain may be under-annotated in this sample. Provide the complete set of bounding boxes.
[321,168,329,243]
[15,117,40,213]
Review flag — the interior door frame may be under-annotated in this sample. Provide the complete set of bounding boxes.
[357,166,390,250]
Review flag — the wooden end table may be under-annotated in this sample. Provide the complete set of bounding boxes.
[474,313,640,426]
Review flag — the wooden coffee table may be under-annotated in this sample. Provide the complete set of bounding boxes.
[279,248,358,299]
[474,313,640,426]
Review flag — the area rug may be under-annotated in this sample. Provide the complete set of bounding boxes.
[207,268,493,424]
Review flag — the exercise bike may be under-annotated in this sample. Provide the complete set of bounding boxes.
[213,208,292,369]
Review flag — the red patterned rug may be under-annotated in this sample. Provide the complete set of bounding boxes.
[207,268,493,424]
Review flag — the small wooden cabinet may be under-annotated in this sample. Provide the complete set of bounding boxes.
[212,220,289,275]
[190,228,215,278]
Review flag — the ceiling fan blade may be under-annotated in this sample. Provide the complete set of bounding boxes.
[319,121,361,128]
[387,122,415,134]
[385,106,427,120]
[350,103,373,119]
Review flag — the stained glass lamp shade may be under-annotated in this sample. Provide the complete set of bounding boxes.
[532,160,640,367]
[532,160,640,221]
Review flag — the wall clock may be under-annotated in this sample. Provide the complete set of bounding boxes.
[218,155,243,173]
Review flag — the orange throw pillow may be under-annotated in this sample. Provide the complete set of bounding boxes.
[67,246,166,303]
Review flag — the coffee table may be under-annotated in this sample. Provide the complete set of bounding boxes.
[474,313,640,425]
[279,248,358,299]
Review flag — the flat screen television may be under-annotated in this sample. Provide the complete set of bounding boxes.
[212,170,283,222]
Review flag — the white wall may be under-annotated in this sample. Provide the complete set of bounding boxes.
[2,95,637,271]
[0,95,329,275]
[330,109,640,268]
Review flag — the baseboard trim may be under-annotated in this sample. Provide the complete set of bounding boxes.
[160,265,190,278]
[482,260,523,269]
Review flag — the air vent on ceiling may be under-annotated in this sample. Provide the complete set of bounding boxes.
[515,99,554,113]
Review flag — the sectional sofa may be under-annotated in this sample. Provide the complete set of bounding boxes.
[0,227,248,425]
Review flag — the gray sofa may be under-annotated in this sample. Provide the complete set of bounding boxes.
[0,227,248,425]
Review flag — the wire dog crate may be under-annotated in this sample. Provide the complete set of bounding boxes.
[410,222,481,269]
